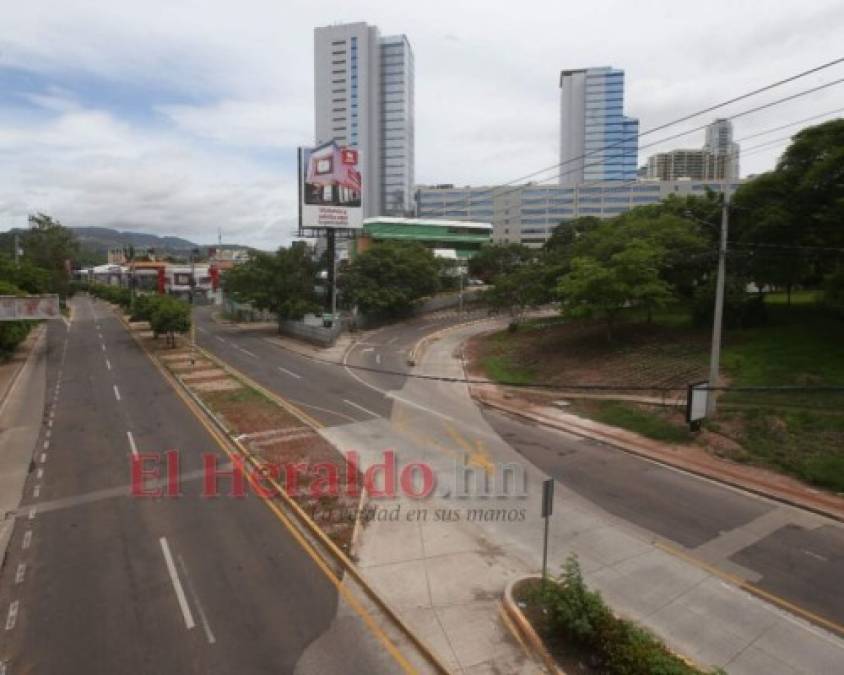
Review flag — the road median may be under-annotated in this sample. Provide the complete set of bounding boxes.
[114,308,451,675]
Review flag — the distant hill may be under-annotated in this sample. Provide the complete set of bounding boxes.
[71,227,200,252]
[69,227,249,265]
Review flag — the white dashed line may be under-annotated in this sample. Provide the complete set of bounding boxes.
[28,507,36,520]
[159,537,196,630]
[22,530,32,550]
[215,336,226,344]
[45,429,51,439]
[106,359,111,370]
[15,563,26,584]
[277,366,302,379]
[47,419,53,428]
[237,347,257,358]
[5,601,19,630]
[101,344,106,352]
[127,431,139,458]
[36,468,43,479]
[39,453,47,464]
[375,353,381,365]
[177,554,216,645]
[33,485,40,498]
[43,440,50,450]
[113,385,121,401]
[343,399,380,418]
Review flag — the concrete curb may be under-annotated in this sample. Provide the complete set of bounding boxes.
[407,317,501,367]
[502,576,565,675]
[474,391,844,525]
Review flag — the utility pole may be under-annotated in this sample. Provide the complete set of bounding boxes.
[707,189,730,415]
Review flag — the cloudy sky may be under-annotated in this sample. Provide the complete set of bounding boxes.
[1,0,843,249]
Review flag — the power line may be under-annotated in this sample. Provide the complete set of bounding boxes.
[431,58,844,215]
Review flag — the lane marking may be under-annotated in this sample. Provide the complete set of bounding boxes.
[176,554,216,645]
[15,564,26,584]
[43,440,50,450]
[28,507,36,520]
[22,530,32,550]
[387,337,398,345]
[127,431,139,458]
[5,601,19,631]
[106,359,111,370]
[215,336,226,344]
[45,429,51,439]
[39,453,46,464]
[360,347,374,354]
[375,353,381,365]
[277,366,302,379]
[197,326,207,334]
[343,399,380,419]
[101,344,106,352]
[113,385,121,401]
[803,549,828,562]
[36,468,43,479]
[33,485,40,499]
[237,347,257,358]
[159,537,196,630]
[47,419,52,428]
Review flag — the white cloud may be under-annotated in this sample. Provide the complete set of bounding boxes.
[1,0,843,245]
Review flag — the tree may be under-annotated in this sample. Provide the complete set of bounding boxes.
[0,280,33,357]
[149,296,191,347]
[20,214,80,298]
[557,241,673,341]
[224,242,319,323]
[485,265,547,331]
[340,241,440,317]
[467,242,534,283]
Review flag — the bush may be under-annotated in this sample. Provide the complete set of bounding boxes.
[692,277,767,330]
[534,556,716,675]
[130,293,159,322]
[0,280,33,358]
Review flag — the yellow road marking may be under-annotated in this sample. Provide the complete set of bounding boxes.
[655,541,844,638]
[147,347,421,674]
[444,422,495,475]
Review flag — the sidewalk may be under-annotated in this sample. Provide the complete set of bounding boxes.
[320,320,844,675]
[470,383,844,523]
[0,326,47,562]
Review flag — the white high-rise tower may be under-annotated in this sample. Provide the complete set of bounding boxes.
[313,22,415,218]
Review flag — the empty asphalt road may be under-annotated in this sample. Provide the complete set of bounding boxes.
[0,297,403,674]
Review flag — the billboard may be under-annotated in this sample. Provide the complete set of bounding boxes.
[0,295,61,320]
[300,140,363,229]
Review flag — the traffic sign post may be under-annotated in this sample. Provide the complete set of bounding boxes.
[541,478,554,585]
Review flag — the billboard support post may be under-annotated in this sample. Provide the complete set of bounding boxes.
[326,228,336,324]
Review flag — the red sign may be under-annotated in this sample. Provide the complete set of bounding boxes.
[341,148,358,165]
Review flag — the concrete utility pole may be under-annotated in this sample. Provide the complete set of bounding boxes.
[707,190,730,415]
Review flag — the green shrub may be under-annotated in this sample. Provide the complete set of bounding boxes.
[534,555,716,675]
[149,295,191,347]
[0,280,33,358]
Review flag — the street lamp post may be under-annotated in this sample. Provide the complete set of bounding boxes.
[706,191,730,415]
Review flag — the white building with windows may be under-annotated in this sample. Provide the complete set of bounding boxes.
[313,22,415,218]
[416,179,743,247]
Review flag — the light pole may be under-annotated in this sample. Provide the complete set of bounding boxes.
[706,190,730,415]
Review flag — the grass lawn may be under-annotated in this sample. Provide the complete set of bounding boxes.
[470,297,844,492]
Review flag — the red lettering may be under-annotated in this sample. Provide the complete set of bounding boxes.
[400,462,436,499]
[131,453,162,497]
[364,450,396,498]
[203,454,246,497]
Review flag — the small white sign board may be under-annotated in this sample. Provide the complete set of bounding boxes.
[0,295,61,320]
[686,381,709,425]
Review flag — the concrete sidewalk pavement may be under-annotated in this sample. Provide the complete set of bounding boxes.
[320,321,844,675]
[0,326,47,563]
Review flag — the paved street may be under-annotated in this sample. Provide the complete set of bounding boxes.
[195,306,844,673]
[0,297,402,674]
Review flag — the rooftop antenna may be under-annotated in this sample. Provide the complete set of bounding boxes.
[218,228,222,247]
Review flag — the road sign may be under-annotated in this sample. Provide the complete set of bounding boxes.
[541,478,554,517]
[541,478,554,581]
[0,295,61,320]
[686,381,709,430]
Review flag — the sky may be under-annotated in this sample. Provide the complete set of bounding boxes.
[1,0,843,250]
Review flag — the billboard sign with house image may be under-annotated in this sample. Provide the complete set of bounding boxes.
[301,140,363,229]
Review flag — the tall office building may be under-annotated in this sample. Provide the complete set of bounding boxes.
[704,118,740,180]
[558,67,639,186]
[313,22,414,218]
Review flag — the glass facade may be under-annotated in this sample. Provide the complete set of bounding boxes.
[582,68,638,181]
[380,35,414,216]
